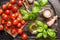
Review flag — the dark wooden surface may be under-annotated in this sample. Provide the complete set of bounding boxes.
[0,0,60,40]
[49,0,60,18]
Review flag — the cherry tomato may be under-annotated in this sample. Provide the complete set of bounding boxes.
[21,33,28,40]
[17,23,21,28]
[0,25,4,31]
[17,29,23,35]
[21,20,26,25]
[17,18,21,22]
[15,13,19,17]
[1,20,5,24]
[10,0,16,4]
[10,14,17,19]
[7,3,12,9]
[17,1,23,6]
[11,28,16,34]
[12,6,18,13]
[2,14,8,20]
[17,14,22,22]
[2,4,6,10]
[5,10,10,15]
[13,20,18,25]
[7,21,12,26]
[0,9,3,15]
[5,26,9,30]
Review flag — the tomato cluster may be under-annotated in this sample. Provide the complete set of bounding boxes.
[0,0,28,40]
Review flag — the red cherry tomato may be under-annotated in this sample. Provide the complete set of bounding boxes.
[13,20,18,25]
[17,17,21,22]
[2,4,6,10]
[11,28,16,34]
[2,14,8,20]
[15,13,19,17]
[10,14,17,19]
[17,1,23,6]
[17,14,22,22]
[21,20,26,25]
[10,0,16,4]
[0,9,3,15]
[17,23,21,28]
[5,10,10,15]
[5,26,9,30]
[17,29,23,35]
[0,25,4,31]
[7,21,12,26]
[21,33,28,40]
[12,6,18,13]
[7,3,12,9]
[1,20,5,24]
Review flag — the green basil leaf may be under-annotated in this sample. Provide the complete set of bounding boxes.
[43,30,47,38]
[36,33,42,38]
[35,20,44,27]
[52,32,56,38]
[39,0,48,7]
[32,7,40,13]
[34,1,40,7]
[19,9,28,15]
[44,24,48,29]
[47,29,56,38]
[23,14,29,20]
[37,27,44,32]
[29,13,38,20]
[47,29,55,32]
[29,13,35,20]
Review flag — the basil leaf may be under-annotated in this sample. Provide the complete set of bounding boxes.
[39,0,48,7]
[43,30,47,38]
[29,13,35,20]
[36,33,42,38]
[37,27,44,32]
[32,7,40,13]
[47,29,55,32]
[35,20,44,27]
[44,24,48,29]
[19,9,28,15]
[34,1,40,7]
[23,14,29,20]
[47,29,56,38]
